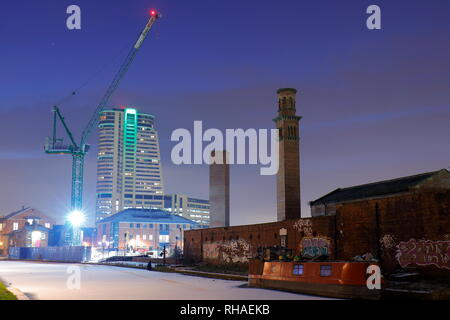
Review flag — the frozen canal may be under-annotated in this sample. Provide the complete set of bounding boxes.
[0,261,333,300]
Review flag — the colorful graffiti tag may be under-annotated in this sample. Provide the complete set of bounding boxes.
[203,240,251,264]
[396,239,450,270]
[300,237,331,258]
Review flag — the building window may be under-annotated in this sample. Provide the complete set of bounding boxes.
[149,235,153,240]
[320,265,332,277]
[136,224,141,228]
[13,222,19,231]
[143,235,147,240]
[45,223,51,229]
[130,223,134,228]
[159,235,169,243]
[293,264,304,276]
[0,223,3,232]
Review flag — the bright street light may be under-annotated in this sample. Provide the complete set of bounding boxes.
[67,210,86,227]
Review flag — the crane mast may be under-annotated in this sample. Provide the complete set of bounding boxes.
[45,11,161,245]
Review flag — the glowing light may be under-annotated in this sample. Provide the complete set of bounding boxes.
[31,231,42,242]
[150,10,157,16]
[67,210,86,227]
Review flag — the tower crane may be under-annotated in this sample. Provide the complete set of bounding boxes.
[44,10,161,245]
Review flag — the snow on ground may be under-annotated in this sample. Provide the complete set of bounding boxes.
[0,261,334,300]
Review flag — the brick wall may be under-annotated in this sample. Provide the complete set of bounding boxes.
[184,216,334,264]
[335,190,450,278]
[185,190,450,278]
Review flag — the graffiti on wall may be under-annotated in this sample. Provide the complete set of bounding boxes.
[380,234,396,250]
[203,239,251,264]
[300,237,331,258]
[293,219,313,237]
[203,242,220,260]
[396,239,450,270]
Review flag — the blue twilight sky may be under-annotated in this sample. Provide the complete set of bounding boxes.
[1,0,450,226]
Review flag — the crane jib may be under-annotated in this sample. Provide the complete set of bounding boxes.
[135,18,156,49]
[80,14,159,145]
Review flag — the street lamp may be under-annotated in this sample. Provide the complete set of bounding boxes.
[67,210,86,227]
[65,210,86,246]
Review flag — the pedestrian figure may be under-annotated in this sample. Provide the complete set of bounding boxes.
[147,260,152,271]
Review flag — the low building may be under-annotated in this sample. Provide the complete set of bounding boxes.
[163,194,210,228]
[96,208,198,256]
[309,169,450,217]
[8,224,50,248]
[0,207,55,255]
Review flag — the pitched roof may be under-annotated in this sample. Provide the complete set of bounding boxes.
[310,169,448,206]
[99,208,198,225]
[2,207,31,220]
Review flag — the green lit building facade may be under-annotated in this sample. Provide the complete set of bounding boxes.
[96,107,164,221]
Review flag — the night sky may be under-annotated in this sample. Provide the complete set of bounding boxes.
[1,0,450,226]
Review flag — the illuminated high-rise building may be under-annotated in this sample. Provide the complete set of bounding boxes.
[95,107,164,221]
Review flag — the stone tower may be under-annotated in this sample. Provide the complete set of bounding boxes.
[209,150,230,228]
[273,88,302,221]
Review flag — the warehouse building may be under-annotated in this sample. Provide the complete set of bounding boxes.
[309,169,450,217]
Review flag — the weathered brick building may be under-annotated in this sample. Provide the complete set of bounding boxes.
[0,207,55,255]
[184,189,450,278]
[310,169,450,217]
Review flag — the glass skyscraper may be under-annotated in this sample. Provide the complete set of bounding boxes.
[95,107,164,221]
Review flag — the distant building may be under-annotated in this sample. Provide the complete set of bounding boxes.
[163,194,210,228]
[95,107,164,221]
[0,207,55,255]
[95,208,198,256]
[309,169,450,217]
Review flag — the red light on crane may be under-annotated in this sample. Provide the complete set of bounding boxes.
[150,10,157,16]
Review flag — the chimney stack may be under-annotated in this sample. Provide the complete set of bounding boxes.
[209,150,230,228]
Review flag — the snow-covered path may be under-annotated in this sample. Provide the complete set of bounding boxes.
[0,261,333,300]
